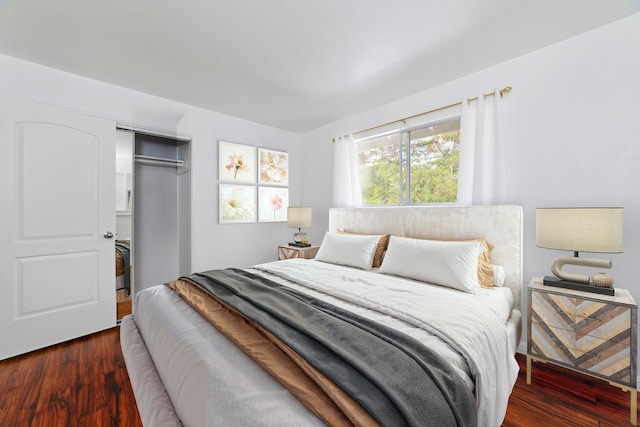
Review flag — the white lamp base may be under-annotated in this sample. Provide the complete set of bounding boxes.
[293,229,307,243]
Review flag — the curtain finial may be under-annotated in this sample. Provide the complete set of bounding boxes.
[499,86,512,98]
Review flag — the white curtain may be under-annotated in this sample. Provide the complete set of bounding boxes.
[332,132,362,207]
[457,88,508,205]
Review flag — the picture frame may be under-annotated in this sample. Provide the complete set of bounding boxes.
[258,187,289,222]
[219,141,256,183]
[219,184,256,223]
[258,148,288,186]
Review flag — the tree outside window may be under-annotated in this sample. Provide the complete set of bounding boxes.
[357,118,460,205]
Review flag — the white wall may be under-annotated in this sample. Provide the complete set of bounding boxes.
[301,13,640,350]
[177,107,301,271]
[0,54,301,274]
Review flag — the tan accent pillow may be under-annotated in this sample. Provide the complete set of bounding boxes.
[473,239,495,289]
[400,236,495,288]
[336,230,390,268]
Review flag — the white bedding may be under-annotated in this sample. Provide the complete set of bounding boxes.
[253,258,519,427]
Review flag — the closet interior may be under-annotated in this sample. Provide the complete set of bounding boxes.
[115,129,191,317]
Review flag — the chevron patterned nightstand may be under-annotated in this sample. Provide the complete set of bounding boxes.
[277,245,319,260]
[527,277,638,424]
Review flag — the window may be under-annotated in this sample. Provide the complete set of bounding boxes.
[357,117,460,205]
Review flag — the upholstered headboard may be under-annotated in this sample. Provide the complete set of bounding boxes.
[329,205,524,309]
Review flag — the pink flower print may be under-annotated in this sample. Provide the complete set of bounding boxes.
[226,153,249,179]
[269,193,283,219]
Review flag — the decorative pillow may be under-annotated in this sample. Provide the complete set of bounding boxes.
[337,230,390,267]
[379,236,482,293]
[315,232,380,270]
[473,239,495,288]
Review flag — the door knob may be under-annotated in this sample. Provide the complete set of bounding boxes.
[104,231,114,239]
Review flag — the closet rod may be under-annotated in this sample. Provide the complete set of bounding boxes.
[334,85,512,141]
[135,154,186,167]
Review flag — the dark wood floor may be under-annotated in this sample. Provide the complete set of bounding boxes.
[116,289,132,320]
[0,327,636,426]
[0,327,142,427]
[504,354,635,426]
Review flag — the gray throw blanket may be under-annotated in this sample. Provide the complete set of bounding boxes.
[189,268,476,427]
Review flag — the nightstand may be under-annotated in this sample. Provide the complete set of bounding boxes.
[527,277,638,425]
[277,245,319,260]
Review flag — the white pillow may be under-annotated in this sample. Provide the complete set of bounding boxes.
[315,232,380,270]
[379,236,482,293]
[493,265,506,287]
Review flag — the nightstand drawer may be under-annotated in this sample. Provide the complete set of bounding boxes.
[531,314,631,345]
[531,322,634,386]
[531,291,632,341]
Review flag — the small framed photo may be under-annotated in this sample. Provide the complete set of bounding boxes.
[219,184,256,223]
[258,187,289,222]
[219,141,256,183]
[258,148,288,186]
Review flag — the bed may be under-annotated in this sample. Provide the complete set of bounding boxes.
[120,205,523,427]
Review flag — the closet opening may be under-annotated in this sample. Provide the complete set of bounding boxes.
[115,128,191,319]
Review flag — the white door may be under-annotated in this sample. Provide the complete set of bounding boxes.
[0,97,116,360]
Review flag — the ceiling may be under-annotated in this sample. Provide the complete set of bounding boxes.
[0,1,638,133]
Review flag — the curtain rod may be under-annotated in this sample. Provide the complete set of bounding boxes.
[333,85,512,142]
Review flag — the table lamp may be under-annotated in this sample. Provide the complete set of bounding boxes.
[536,207,623,295]
[288,207,312,247]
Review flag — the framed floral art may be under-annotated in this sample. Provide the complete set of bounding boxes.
[258,186,289,222]
[258,148,288,186]
[219,184,256,223]
[219,141,256,183]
